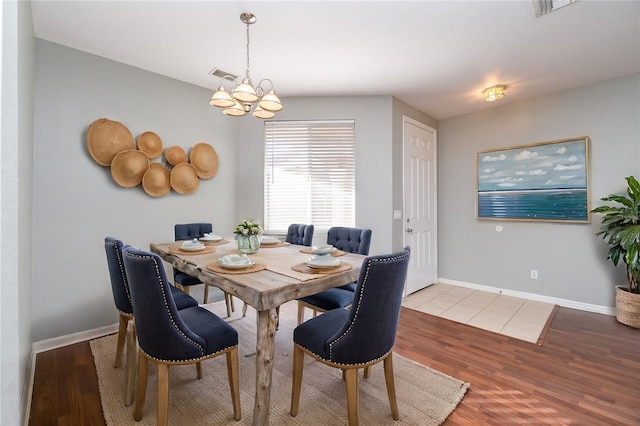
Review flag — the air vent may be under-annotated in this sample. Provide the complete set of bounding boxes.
[209,68,238,80]
[533,0,578,17]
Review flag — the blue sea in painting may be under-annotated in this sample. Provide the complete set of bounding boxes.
[478,189,588,221]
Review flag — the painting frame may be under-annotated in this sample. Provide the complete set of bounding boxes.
[476,136,590,223]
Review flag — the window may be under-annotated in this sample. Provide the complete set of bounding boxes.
[264,120,355,233]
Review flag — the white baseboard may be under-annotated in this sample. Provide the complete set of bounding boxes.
[438,278,616,316]
[31,323,119,355]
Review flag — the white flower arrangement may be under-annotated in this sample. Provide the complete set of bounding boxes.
[234,219,264,236]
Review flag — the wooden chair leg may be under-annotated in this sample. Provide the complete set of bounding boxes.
[290,345,305,416]
[226,348,242,420]
[363,366,371,379]
[229,293,235,312]
[180,285,189,294]
[114,314,129,368]
[157,364,170,426]
[383,353,399,420]
[225,292,232,317]
[344,368,360,426]
[196,361,202,379]
[125,321,137,406]
[133,351,149,421]
[297,303,305,325]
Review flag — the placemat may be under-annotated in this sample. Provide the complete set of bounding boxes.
[168,245,217,255]
[200,238,230,246]
[299,247,346,257]
[205,261,267,274]
[291,262,353,275]
[260,241,290,248]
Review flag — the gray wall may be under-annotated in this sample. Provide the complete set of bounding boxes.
[32,40,239,341]
[1,1,34,425]
[438,73,640,307]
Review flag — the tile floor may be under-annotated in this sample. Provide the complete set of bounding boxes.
[402,283,556,344]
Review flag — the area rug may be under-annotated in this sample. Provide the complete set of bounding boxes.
[90,302,469,425]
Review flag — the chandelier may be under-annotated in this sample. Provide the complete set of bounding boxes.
[209,13,283,119]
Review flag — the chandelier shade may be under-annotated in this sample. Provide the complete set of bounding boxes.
[209,13,283,119]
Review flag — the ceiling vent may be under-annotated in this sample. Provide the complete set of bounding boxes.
[209,68,238,80]
[532,0,578,17]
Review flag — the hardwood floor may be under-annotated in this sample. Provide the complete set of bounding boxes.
[29,306,639,425]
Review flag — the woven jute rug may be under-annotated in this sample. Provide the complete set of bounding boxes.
[91,301,469,425]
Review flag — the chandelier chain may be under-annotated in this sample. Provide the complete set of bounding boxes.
[245,21,251,80]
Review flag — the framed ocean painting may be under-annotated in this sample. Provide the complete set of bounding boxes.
[476,137,590,223]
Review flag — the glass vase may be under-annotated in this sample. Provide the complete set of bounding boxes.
[235,234,261,254]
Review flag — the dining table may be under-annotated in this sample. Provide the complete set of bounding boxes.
[149,237,365,426]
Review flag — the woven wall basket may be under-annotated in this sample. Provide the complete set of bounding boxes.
[615,286,640,328]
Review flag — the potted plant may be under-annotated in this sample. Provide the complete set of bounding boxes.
[591,175,640,328]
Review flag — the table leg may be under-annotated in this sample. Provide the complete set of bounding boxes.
[252,308,278,426]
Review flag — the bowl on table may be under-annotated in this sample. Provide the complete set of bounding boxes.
[218,254,255,269]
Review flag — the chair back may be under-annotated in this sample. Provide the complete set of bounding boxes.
[327,247,410,364]
[327,226,372,255]
[104,237,133,315]
[122,246,209,361]
[175,223,213,241]
[285,223,315,246]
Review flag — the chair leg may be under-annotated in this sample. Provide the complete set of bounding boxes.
[196,361,202,379]
[133,350,149,421]
[114,314,129,368]
[297,303,305,325]
[363,366,371,379]
[157,363,170,426]
[290,345,305,416]
[125,321,137,406]
[226,348,242,420]
[344,368,360,426]
[383,353,399,420]
[225,293,232,317]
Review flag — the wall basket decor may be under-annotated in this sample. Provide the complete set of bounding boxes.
[86,118,217,197]
[476,136,590,223]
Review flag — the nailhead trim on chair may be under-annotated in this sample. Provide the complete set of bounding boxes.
[141,344,239,364]
[126,251,205,357]
[107,240,133,312]
[328,251,410,361]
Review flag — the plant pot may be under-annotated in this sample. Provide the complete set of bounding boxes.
[615,286,640,328]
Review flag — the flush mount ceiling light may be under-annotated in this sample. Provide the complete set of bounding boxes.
[483,85,506,102]
[209,13,283,119]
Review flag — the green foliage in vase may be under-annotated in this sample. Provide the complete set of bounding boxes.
[591,176,640,294]
[234,219,264,236]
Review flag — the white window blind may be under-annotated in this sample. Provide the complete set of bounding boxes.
[264,120,355,234]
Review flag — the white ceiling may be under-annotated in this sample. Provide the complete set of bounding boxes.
[30,1,640,120]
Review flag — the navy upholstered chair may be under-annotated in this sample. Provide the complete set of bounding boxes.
[296,226,372,324]
[285,223,315,246]
[123,246,241,426]
[104,237,197,405]
[175,223,235,316]
[291,247,411,426]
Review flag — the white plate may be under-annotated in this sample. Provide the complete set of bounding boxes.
[181,244,206,252]
[200,235,222,242]
[261,237,280,245]
[218,259,255,269]
[306,259,340,269]
[311,245,337,254]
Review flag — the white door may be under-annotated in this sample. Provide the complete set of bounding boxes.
[403,117,437,295]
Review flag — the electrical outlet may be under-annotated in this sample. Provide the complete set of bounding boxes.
[530,269,538,279]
